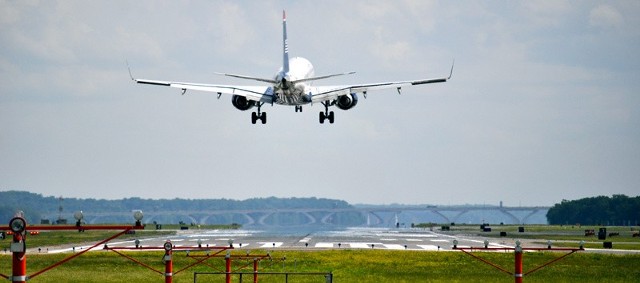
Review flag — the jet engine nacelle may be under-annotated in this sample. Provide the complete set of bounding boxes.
[336,93,358,110]
[231,95,255,111]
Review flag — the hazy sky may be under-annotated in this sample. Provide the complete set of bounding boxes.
[1,1,638,206]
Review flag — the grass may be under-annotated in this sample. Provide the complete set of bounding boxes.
[1,249,639,282]
[2,225,639,282]
[440,224,640,250]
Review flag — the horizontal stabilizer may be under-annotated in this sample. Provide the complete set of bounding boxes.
[215,72,277,84]
[292,71,356,84]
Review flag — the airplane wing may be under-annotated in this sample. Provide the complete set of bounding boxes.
[133,78,274,103]
[310,62,454,103]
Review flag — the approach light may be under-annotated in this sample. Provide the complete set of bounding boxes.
[484,240,489,248]
[10,217,26,234]
[133,210,144,221]
[579,240,585,250]
[515,240,521,247]
[74,211,84,221]
[228,239,234,248]
[547,240,552,249]
[133,210,144,226]
[197,239,202,247]
[163,241,172,252]
[452,239,458,249]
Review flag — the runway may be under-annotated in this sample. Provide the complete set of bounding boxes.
[65,227,516,253]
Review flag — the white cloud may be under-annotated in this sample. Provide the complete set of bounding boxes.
[589,4,624,29]
[1,1,639,205]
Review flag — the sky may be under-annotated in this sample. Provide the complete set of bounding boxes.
[1,1,639,206]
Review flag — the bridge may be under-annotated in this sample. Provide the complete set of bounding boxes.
[43,206,549,227]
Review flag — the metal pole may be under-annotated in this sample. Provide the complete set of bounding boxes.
[12,233,26,283]
[514,248,523,283]
[253,259,259,283]
[164,249,173,283]
[225,253,232,283]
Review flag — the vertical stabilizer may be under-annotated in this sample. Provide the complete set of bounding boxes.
[282,10,290,74]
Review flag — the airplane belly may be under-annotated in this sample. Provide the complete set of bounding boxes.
[274,85,310,105]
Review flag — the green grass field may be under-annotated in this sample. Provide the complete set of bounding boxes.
[440,224,640,250]
[1,226,639,282]
[1,249,639,282]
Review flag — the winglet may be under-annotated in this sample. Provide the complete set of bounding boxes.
[448,59,455,80]
[282,10,290,74]
[126,60,135,81]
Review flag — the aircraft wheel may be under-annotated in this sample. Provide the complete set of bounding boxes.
[328,111,335,124]
[251,112,258,124]
[319,112,325,124]
[261,112,267,124]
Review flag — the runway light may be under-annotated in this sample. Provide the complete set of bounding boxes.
[133,210,143,226]
[579,240,585,250]
[484,240,489,248]
[74,211,84,229]
[228,239,234,248]
[547,240,552,249]
[163,241,172,252]
[453,239,458,249]
[9,217,26,234]
[74,211,84,221]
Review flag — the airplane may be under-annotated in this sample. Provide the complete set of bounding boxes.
[130,11,453,124]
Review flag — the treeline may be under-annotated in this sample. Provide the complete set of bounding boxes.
[546,195,640,225]
[0,190,352,223]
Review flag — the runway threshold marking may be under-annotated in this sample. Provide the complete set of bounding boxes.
[417,245,440,251]
[315,243,334,248]
[260,242,283,248]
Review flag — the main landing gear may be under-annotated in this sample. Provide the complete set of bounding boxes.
[251,103,267,124]
[319,101,334,124]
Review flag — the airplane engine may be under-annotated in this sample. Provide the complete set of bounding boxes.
[231,95,255,111]
[336,93,358,110]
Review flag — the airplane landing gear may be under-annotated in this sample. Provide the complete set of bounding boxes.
[319,101,334,124]
[252,103,267,124]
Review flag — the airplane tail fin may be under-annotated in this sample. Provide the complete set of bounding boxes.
[282,10,290,74]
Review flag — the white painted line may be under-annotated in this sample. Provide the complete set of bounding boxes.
[384,244,406,250]
[299,237,311,243]
[315,243,334,248]
[348,243,382,249]
[417,245,440,251]
[260,242,282,248]
[405,239,423,242]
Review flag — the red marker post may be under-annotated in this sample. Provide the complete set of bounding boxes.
[225,251,232,283]
[9,217,27,283]
[514,242,523,283]
[163,241,173,283]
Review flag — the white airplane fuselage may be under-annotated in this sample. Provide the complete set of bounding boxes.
[272,57,314,106]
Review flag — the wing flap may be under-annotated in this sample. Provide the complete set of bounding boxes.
[135,78,273,103]
[309,61,453,103]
